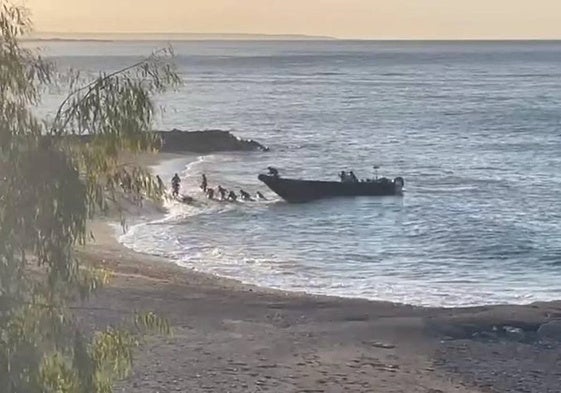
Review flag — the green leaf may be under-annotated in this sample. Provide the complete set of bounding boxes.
[0,2,180,391]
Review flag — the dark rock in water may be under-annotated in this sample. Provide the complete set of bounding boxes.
[156,129,269,153]
[537,320,561,341]
[52,129,269,154]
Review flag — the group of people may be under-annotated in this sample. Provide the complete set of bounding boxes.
[167,173,266,202]
[112,167,153,205]
[200,174,267,202]
[339,170,359,183]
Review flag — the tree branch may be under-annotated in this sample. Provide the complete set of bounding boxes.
[50,48,171,136]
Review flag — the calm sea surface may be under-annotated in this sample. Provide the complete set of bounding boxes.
[39,40,561,306]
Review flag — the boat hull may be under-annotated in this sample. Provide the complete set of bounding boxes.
[258,174,403,203]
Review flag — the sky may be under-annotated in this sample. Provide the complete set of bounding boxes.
[26,0,561,39]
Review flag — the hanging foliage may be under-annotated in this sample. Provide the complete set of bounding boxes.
[0,2,179,391]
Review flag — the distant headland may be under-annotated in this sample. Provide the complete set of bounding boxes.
[25,32,337,42]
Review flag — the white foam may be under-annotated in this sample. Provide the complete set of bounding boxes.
[115,152,561,308]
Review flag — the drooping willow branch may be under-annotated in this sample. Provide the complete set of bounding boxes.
[50,46,180,136]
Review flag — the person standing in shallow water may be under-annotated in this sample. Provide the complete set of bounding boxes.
[156,175,165,193]
[240,189,254,201]
[217,185,227,200]
[227,190,237,202]
[171,173,181,197]
[201,174,208,192]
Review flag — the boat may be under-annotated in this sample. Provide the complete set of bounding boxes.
[258,169,404,203]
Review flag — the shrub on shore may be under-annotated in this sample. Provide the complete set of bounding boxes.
[0,2,180,391]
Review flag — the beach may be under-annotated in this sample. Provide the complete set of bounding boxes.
[45,40,561,308]
[77,168,561,392]
[51,38,561,391]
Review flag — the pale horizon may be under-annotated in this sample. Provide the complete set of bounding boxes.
[26,0,561,40]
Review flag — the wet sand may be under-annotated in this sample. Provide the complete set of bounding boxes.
[77,219,561,393]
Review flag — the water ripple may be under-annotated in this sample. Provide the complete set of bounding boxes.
[46,40,561,307]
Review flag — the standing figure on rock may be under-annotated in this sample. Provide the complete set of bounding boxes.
[206,187,215,200]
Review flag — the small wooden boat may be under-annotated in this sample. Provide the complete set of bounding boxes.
[258,171,404,203]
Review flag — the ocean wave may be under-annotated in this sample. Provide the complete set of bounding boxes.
[108,40,561,307]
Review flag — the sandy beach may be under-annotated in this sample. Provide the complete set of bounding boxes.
[77,207,561,393]
[15,18,561,393]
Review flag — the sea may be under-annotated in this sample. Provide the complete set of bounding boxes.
[37,40,561,307]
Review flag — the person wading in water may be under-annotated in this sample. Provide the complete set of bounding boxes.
[227,190,237,202]
[171,173,181,197]
[217,185,227,200]
[200,173,208,192]
[239,189,254,201]
[156,175,165,193]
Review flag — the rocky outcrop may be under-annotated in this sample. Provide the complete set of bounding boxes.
[537,320,561,341]
[54,129,269,154]
[156,129,269,153]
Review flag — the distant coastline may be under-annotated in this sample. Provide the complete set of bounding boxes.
[25,32,337,42]
[24,33,561,43]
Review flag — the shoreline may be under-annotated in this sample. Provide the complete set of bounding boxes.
[113,213,561,309]
[92,216,561,328]
[79,150,561,391]
[121,151,559,309]
[82,219,561,392]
